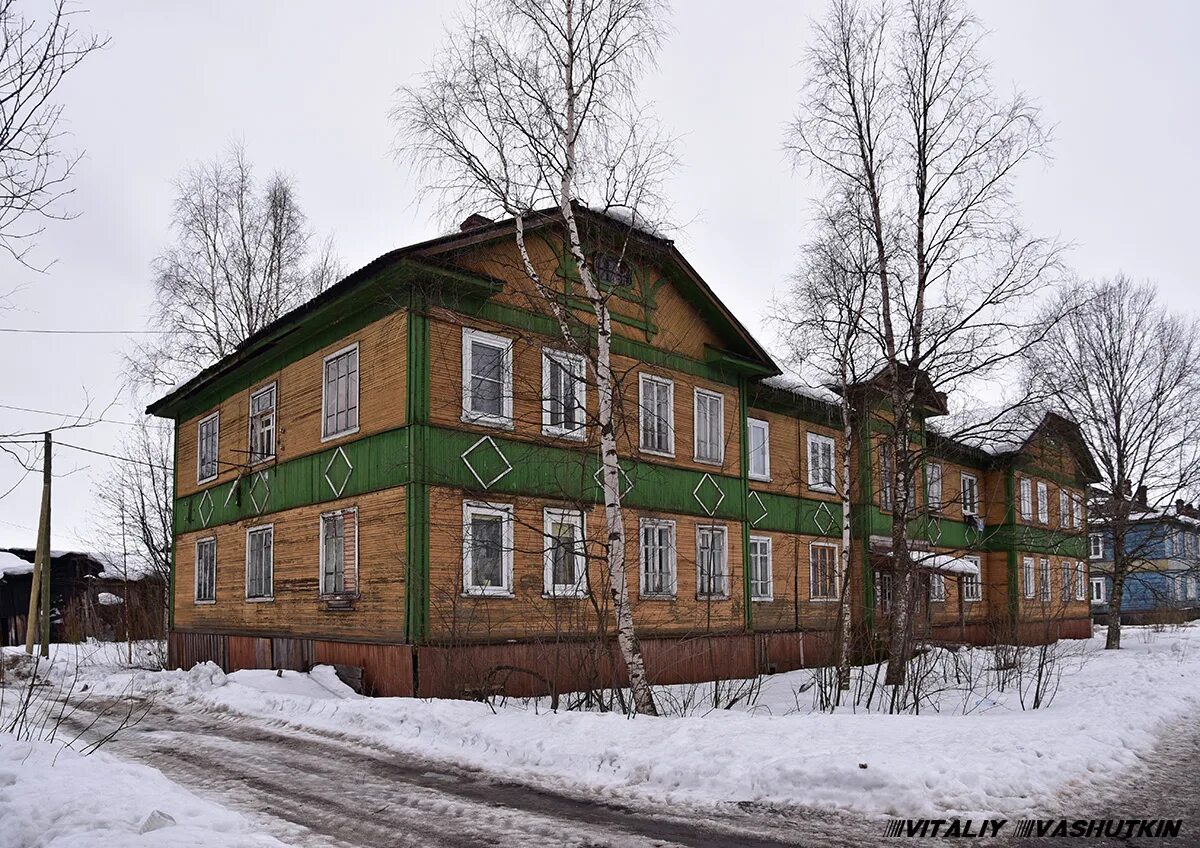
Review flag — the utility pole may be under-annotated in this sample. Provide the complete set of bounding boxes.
[23,432,52,656]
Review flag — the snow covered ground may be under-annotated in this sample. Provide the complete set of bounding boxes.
[2,625,1199,837]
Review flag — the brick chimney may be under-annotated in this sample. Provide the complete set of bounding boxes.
[459,213,494,232]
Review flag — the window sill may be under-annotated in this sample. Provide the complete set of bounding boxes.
[542,427,587,441]
[808,483,836,494]
[809,596,840,603]
[250,456,277,467]
[749,474,772,484]
[245,596,275,603]
[461,590,515,599]
[461,413,514,430]
[321,426,360,444]
[751,596,774,603]
[197,474,218,486]
[194,599,216,605]
[639,593,676,601]
[638,446,675,459]
[693,456,724,466]
[542,591,589,600]
[696,594,729,601]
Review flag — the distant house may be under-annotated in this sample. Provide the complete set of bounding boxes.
[1088,498,1200,623]
[0,548,166,646]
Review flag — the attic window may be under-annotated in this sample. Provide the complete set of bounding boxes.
[593,253,632,288]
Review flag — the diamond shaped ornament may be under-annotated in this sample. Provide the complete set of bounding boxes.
[593,463,634,499]
[198,489,214,528]
[249,471,271,514]
[928,517,943,546]
[692,473,725,517]
[324,446,354,498]
[748,491,769,527]
[813,500,836,535]
[461,436,512,490]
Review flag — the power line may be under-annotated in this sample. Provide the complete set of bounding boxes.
[0,402,168,429]
[0,327,163,335]
[55,440,172,472]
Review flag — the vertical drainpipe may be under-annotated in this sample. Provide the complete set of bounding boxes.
[739,375,753,633]
[1005,465,1019,625]
[404,295,431,647]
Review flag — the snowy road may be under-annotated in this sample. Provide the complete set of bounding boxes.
[63,697,884,848]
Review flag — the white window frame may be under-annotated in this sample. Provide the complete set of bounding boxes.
[929,572,946,602]
[1039,557,1052,602]
[638,374,675,457]
[248,382,277,465]
[809,541,840,601]
[695,524,729,599]
[963,556,982,602]
[321,342,361,441]
[245,524,274,601]
[961,473,979,516]
[807,432,835,493]
[1075,561,1087,601]
[692,388,726,465]
[749,535,773,601]
[197,411,220,484]
[319,507,359,598]
[1059,489,1069,528]
[1022,556,1036,599]
[1019,478,1032,521]
[747,417,771,482]
[1073,493,1084,529]
[1037,481,1049,524]
[1060,559,1073,602]
[462,500,514,596]
[639,517,677,598]
[461,328,513,429]
[1089,533,1104,560]
[1090,576,1107,603]
[543,507,587,598]
[194,537,216,604]
[926,462,943,511]
[541,348,587,440]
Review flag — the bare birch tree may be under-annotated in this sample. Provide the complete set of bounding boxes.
[1026,276,1200,649]
[398,0,675,716]
[0,0,104,267]
[790,0,1064,686]
[129,143,340,390]
[775,197,884,697]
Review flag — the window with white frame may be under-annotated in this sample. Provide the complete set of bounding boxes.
[320,508,358,596]
[808,433,835,492]
[1037,481,1049,524]
[1090,576,1106,603]
[249,384,276,463]
[197,412,219,483]
[195,537,216,603]
[1019,478,1033,520]
[462,501,513,595]
[1072,493,1084,529]
[543,508,587,597]
[693,389,725,464]
[542,350,586,438]
[696,525,728,598]
[927,462,943,511]
[875,569,892,611]
[1039,558,1051,602]
[323,344,360,439]
[639,518,676,597]
[963,557,982,602]
[1061,559,1073,602]
[810,542,839,600]
[749,536,772,601]
[1075,561,1087,601]
[1022,556,1035,599]
[1089,533,1104,559]
[1059,489,1069,528]
[878,443,894,510]
[462,329,512,427]
[747,418,770,481]
[246,525,274,600]
[961,473,979,516]
[929,573,946,602]
[638,374,674,455]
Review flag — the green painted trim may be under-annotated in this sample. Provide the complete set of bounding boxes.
[739,377,752,631]
[405,303,431,643]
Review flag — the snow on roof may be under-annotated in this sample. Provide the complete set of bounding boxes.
[931,402,1050,456]
[760,372,840,405]
[0,550,34,580]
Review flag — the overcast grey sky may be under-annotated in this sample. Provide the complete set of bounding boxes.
[1,0,1197,550]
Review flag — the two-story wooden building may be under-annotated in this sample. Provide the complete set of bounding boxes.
[148,209,1098,697]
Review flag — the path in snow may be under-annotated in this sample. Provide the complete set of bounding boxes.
[1009,714,1200,847]
[62,697,886,848]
